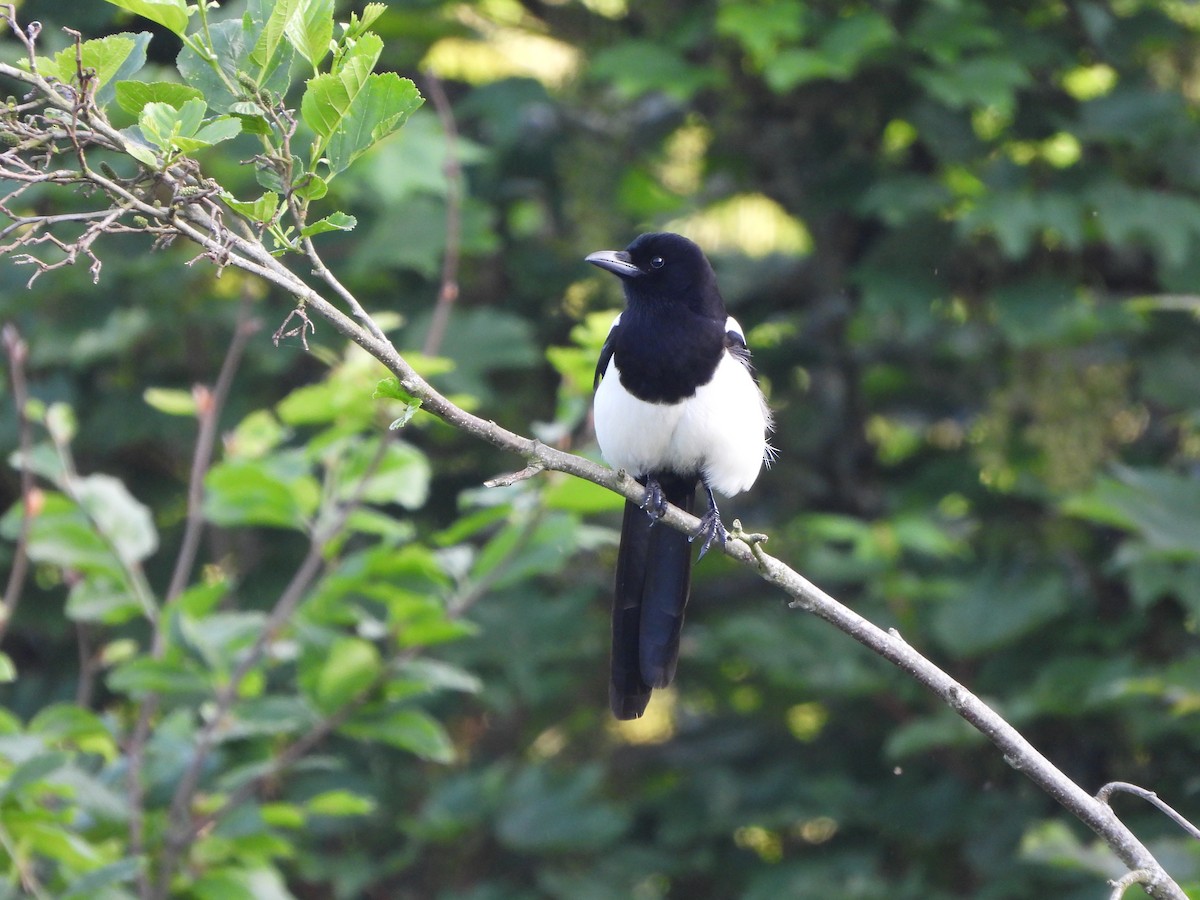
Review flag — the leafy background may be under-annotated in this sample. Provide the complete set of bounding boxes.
[3,0,1200,897]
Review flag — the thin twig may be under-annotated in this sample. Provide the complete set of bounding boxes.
[0,325,33,642]
[162,309,260,610]
[483,462,545,488]
[1098,782,1200,841]
[74,622,96,708]
[421,71,463,357]
[1110,869,1155,900]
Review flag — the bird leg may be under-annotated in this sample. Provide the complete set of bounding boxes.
[641,477,669,522]
[692,481,729,559]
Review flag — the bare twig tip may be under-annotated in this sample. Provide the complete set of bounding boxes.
[483,463,545,489]
[1097,782,1200,841]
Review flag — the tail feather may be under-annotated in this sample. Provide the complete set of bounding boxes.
[610,476,696,719]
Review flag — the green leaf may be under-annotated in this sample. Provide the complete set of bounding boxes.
[96,33,154,107]
[0,751,70,798]
[29,705,119,761]
[716,0,806,69]
[224,410,287,459]
[121,131,160,168]
[301,33,424,176]
[293,172,328,201]
[76,473,159,565]
[139,98,206,151]
[314,637,382,710]
[342,507,415,542]
[66,575,145,625]
[250,0,302,74]
[221,190,280,224]
[389,402,422,430]
[1063,466,1200,555]
[334,439,431,509]
[0,653,14,684]
[7,442,66,485]
[1019,820,1122,877]
[114,78,201,118]
[285,0,335,70]
[18,821,105,869]
[589,40,723,102]
[306,789,376,817]
[107,656,211,699]
[394,658,482,695]
[179,115,242,151]
[340,706,455,762]
[346,3,387,39]
[222,696,319,740]
[181,611,267,672]
[495,765,628,852]
[931,565,1069,657]
[36,34,141,92]
[3,492,122,579]
[916,55,1031,113]
[764,13,894,90]
[301,211,357,237]
[203,459,317,529]
[176,20,255,113]
[373,377,420,405]
[138,95,242,154]
[105,0,189,37]
[62,858,143,900]
[143,386,198,416]
[230,110,274,136]
[189,866,294,900]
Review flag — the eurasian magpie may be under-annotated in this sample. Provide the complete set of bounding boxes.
[586,232,772,719]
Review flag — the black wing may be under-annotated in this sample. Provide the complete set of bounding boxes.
[594,318,621,389]
[724,328,755,375]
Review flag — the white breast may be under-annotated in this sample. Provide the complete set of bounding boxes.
[593,351,770,498]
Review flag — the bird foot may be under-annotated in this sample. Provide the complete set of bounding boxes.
[641,478,669,522]
[691,506,728,560]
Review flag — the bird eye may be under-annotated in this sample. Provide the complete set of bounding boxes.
[649,256,664,269]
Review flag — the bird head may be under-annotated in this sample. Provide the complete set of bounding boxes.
[585,232,721,313]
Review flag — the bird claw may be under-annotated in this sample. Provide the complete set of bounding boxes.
[691,507,728,560]
[641,478,668,522]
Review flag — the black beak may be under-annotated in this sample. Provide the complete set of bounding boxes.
[585,249,641,278]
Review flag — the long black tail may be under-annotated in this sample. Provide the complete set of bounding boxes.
[610,475,696,719]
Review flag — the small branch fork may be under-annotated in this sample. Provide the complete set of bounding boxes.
[1098,782,1200,841]
[0,10,1195,900]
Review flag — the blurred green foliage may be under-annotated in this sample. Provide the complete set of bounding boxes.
[2,0,1200,897]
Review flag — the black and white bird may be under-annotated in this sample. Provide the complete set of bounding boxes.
[587,232,772,719]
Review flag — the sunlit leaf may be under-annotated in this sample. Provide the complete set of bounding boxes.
[306,789,376,816]
[340,706,455,762]
[285,0,335,70]
[314,637,382,710]
[143,386,198,416]
[301,33,423,175]
[203,459,317,529]
[105,0,189,36]
[300,211,357,237]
